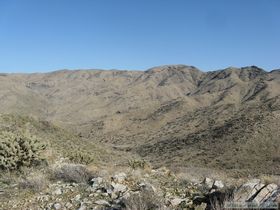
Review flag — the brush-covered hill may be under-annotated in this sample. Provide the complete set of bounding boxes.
[0,114,129,167]
[0,65,279,175]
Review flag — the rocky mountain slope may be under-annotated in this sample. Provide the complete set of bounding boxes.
[0,65,279,175]
[1,166,280,210]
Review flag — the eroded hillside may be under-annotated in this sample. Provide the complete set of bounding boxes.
[0,65,279,174]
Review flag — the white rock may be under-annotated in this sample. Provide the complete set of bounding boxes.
[78,204,87,210]
[112,173,127,183]
[74,194,82,202]
[111,192,118,199]
[170,198,185,206]
[91,177,103,185]
[213,180,224,189]
[203,177,214,189]
[52,188,62,195]
[53,203,62,210]
[94,199,110,206]
[138,182,146,188]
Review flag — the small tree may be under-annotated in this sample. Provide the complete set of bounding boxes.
[0,131,46,170]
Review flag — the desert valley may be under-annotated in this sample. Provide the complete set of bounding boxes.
[0,65,280,209]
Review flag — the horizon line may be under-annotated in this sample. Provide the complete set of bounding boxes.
[0,64,279,75]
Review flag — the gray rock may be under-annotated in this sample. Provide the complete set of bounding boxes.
[234,179,265,202]
[139,182,156,192]
[253,183,278,203]
[264,188,280,203]
[112,182,127,193]
[52,188,62,195]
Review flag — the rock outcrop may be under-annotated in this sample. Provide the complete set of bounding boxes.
[233,179,280,208]
[1,164,278,210]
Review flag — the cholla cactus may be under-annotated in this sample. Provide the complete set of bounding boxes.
[0,131,46,170]
[67,150,94,165]
[128,159,150,169]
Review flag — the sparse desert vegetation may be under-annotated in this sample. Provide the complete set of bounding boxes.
[0,66,280,209]
[1,0,280,207]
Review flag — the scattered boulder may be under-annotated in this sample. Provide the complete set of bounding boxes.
[2,165,279,210]
[91,177,103,185]
[112,172,127,183]
[201,178,224,190]
[213,180,224,189]
[203,177,214,189]
[52,188,62,195]
[170,197,185,206]
[77,205,87,210]
[91,177,104,190]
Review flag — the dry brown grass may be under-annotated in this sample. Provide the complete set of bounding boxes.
[121,189,169,210]
[18,172,48,192]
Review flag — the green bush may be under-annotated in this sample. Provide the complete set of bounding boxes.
[66,150,94,165]
[128,159,150,169]
[0,131,46,170]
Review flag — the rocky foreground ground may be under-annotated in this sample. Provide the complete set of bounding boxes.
[1,161,279,210]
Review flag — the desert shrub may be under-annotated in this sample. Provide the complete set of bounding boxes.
[0,131,46,170]
[121,189,168,210]
[19,173,48,192]
[51,163,93,183]
[128,159,150,170]
[66,150,94,165]
[208,187,235,210]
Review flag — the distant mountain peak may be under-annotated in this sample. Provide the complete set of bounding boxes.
[145,64,200,73]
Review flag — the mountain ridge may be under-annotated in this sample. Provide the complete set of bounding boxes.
[2,64,280,75]
[0,64,279,174]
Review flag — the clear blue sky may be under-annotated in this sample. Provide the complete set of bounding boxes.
[0,0,279,73]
